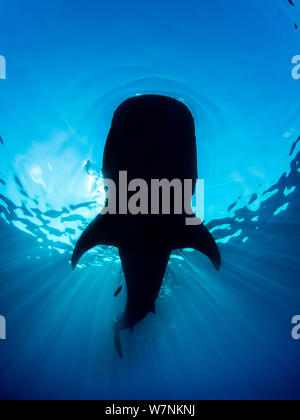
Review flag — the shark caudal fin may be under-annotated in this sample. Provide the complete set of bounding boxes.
[173,223,221,270]
[71,212,119,269]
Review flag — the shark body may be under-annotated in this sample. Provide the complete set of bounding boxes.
[72,95,221,358]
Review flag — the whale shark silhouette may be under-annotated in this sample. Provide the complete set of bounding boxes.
[72,95,221,358]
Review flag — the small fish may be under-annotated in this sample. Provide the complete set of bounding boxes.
[114,286,123,297]
[0,136,3,145]
[288,0,296,6]
[84,160,92,175]
[295,23,298,30]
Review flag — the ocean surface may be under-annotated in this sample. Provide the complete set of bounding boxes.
[0,0,300,400]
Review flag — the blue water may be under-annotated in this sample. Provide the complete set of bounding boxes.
[0,0,300,400]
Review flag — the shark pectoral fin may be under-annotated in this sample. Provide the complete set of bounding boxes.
[71,213,118,269]
[177,224,221,271]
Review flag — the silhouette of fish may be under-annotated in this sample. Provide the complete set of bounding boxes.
[114,286,123,297]
[72,95,221,358]
[0,136,3,145]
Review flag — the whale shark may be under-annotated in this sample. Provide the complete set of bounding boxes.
[72,95,221,358]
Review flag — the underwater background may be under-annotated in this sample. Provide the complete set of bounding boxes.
[0,0,300,400]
